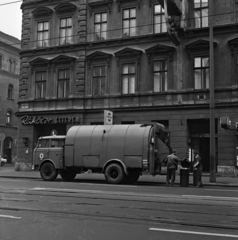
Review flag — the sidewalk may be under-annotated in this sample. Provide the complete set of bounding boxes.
[0,164,238,187]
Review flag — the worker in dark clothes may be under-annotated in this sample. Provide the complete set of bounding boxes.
[165,150,185,187]
[193,151,203,188]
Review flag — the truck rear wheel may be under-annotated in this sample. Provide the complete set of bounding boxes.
[60,170,77,181]
[40,162,58,181]
[105,163,124,184]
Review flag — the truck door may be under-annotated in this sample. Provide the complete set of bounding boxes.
[48,139,64,169]
[33,139,50,168]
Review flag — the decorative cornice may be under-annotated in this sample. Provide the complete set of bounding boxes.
[54,3,77,15]
[88,0,113,15]
[145,43,175,63]
[116,0,141,12]
[32,7,53,18]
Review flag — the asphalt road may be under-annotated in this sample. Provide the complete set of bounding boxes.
[0,177,237,240]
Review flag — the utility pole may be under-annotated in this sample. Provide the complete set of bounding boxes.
[209,0,216,182]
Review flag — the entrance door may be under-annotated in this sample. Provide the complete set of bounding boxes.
[3,137,12,163]
[199,138,210,172]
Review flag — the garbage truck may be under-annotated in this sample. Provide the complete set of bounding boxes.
[33,123,171,184]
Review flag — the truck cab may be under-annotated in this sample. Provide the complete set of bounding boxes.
[33,136,65,180]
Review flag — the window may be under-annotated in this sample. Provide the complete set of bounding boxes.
[38,139,49,148]
[194,0,208,28]
[9,59,16,73]
[37,21,49,47]
[35,71,47,99]
[60,17,72,45]
[93,66,106,96]
[0,55,2,69]
[8,84,14,99]
[122,63,135,94]
[194,57,209,89]
[58,69,70,98]
[123,8,136,37]
[153,60,168,92]
[154,4,166,33]
[94,13,107,41]
[6,111,12,125]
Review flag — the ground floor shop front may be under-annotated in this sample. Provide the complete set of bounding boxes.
[15,106,238,177]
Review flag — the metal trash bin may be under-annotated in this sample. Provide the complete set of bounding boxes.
[193,170,198,186]
[180,169,189,187]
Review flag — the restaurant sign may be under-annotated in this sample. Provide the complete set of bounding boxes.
[21,115,80,125]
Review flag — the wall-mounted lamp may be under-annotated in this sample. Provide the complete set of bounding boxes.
[23,137,29,147]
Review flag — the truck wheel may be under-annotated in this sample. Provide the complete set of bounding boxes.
[40,162,58,181]
[60,170,76,181]
[105,163,124,184]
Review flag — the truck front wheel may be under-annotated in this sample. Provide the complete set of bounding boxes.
[40,162,58,181]
[105,163,124,184]
[60,170,77,181]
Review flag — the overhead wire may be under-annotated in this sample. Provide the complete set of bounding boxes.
[0,0,238,49]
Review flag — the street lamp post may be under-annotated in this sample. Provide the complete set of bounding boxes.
[209,0,216,182]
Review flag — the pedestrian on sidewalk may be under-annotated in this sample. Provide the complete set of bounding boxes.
[193,151,203,188]
[165,150,185,187]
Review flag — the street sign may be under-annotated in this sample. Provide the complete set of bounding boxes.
[104,110,113,125]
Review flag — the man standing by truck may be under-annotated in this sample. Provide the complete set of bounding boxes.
[165,150,185,187]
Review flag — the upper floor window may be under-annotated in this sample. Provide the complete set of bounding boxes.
[37,21,49,47]
[123,8,136,37]
[93,66,106,96]
[95,13,107,41]
[58,69,70,98]
[7,84,14,99]
[6,110,13,125]
[154,4,166,33]
[194,56,209,89]
[35,71,47,99]
[194,0,208,28]
[60,17,72,45]
[0,55,2,69]
[122,63,135,94]
[153,60,168,92]
[9,59,16,73]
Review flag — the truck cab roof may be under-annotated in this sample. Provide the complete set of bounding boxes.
[38,136,66,140]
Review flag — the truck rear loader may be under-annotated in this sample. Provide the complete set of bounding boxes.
[33,123,171,184]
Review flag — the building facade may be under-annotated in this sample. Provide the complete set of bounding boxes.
[0,31,20,163]
[17,0,238,176]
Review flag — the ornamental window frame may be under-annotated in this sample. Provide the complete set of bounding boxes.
[86,51,112,97]
[185,39,216,90]
[54,3,77,46]
[32,7,53,48]
[88,1,112,42]
[145,44,175,93]
[115,47,142,95]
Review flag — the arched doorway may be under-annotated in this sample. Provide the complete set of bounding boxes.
[3,137,13,163]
